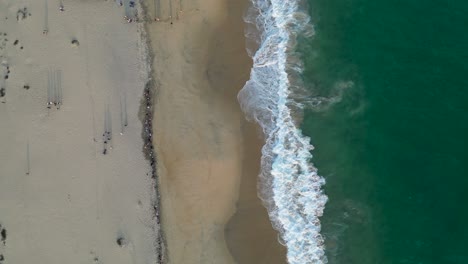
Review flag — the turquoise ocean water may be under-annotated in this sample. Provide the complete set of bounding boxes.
[299,0,468,263]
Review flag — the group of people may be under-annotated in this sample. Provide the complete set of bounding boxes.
[118,1,137,23]
[102,131,112,155]
[46,100,61,109]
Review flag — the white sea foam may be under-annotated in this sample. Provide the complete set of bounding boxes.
[238,0,328,263]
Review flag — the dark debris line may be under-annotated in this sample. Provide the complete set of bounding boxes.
[137,0,166,262]
[142,79,165,264]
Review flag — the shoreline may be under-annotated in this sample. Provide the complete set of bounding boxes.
[225,120,288,264]
[143,0,287,263]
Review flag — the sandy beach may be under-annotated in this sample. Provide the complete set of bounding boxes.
[144,0,286,263]
[225,119,288,264]
[0,1,158,263]
[0,0,287,262]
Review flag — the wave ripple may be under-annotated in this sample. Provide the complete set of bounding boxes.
[238,0,328,263]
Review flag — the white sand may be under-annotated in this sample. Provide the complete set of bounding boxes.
[0,1,158,263]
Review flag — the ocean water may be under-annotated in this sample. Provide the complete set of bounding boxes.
[240,0,468,263]
[299,0,468,263]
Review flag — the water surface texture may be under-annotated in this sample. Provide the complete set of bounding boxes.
[299,0,468,263]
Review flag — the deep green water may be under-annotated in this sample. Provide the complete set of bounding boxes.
[298,0,468,263]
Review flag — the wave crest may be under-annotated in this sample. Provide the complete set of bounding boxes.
[238,0,328,263]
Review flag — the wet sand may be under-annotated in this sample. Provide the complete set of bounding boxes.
[144,0,286,263]
[225,120,288,264]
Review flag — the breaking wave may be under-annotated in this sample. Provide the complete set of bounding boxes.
[238,0,328,263]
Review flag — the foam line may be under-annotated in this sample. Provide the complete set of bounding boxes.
[238,1,328,263]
